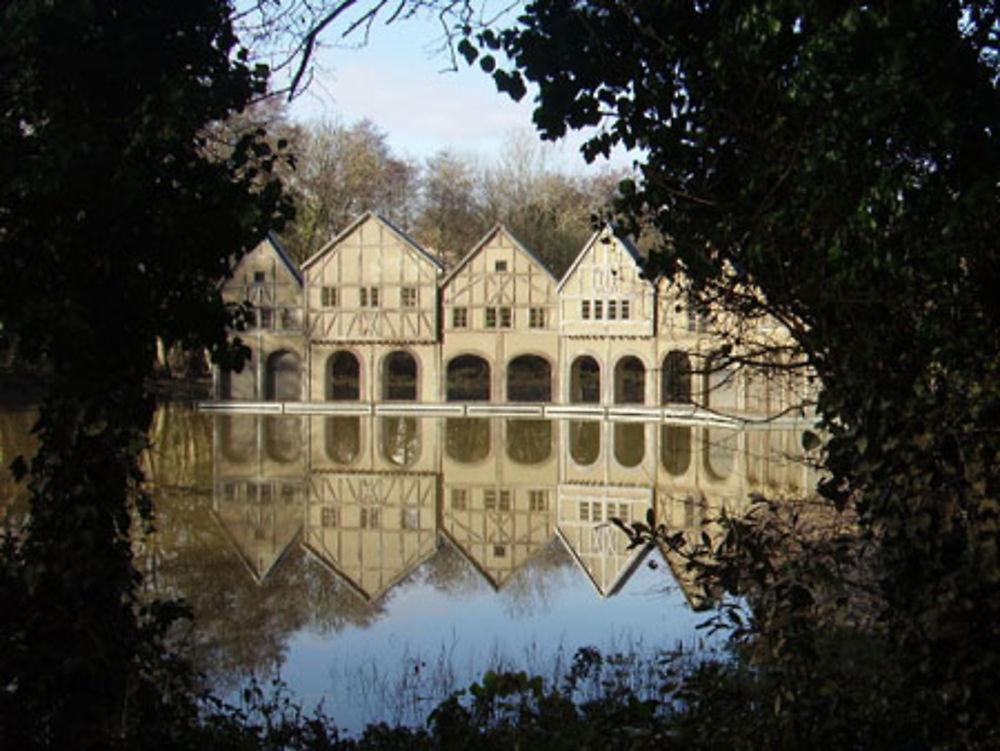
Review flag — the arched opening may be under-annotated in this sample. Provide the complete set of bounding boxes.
[265,350,300,401]
[569,421,600,465]
[445,419,490,462]
[219,353,255,400]
[264,416,302,463]
[506,420,552,464]
[219,415,255,463]
[569,356,601,403]
[614,422,645,467]
[661,351,692,404]
[614,356,646,404]
[325,417,360,465]
[446,355,491,401]
[327,351,360,401]
[507,355,552,402]
[382,350,418,401]
[381,417,420,467]
[660,424,692,475]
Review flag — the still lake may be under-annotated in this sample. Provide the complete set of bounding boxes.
[0,405,816,733]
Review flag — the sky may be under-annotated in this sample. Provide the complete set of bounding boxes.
[282,9,634,174]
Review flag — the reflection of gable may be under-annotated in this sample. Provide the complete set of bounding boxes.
[439,486,555,590]
[211,479,305,583]
[555,484,654,597]
[303,471,439,601]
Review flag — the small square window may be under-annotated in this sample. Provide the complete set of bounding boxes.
[360,507,380,529]
[258,308,273,329]
[499,307,512,327]
[495,260,508,272]
[402,508,420,529]
[529,490,548,512]
[401,287,417,308]
[321,506,338,528]
[453,307,468,328]
[485,308,497,328]
[529,308,545,328]
[253,271,266,284]
[594,300,603,319]
[451,488,468,510]
[581,300,591,320]
[607,300,617,320]
[492,544,507,558]
[321,286,338,307]
[498,490,511,511]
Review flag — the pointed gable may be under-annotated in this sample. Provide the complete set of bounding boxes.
[558,226,655,337]
[303,212,443,343]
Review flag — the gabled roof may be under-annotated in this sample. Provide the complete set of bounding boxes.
[301,211,445,273]
[266,231,304,287]
[442,224,558,287]
[556,226,648,293]
[555,526,651,598]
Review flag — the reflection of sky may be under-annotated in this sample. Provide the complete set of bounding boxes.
[282,547,713,734]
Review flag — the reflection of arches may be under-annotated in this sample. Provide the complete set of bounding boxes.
[614,356,646,404]
[325,417,360,464]
[569,421,600,465]
[219,415,255,463]
[446,355,491,401]
[327,351,360,401]
[506,420,552,464]
[507,354,552,402]
[265,350,300,401]
[569,356,601,404]
[445,419,490,462]
[660,424,691,475]
[382,350,418,401]
[705,428,738,480]
[661,351,692,404]
[381,417,420,467]
[219,353,256,400]
[264,416,301,463]
[614,422,645,468]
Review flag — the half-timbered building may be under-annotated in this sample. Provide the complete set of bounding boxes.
[302,212,444,404]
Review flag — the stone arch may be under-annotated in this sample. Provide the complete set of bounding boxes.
[660,424,692,475]
[326,350,361,401]
[506,419,553,464]
[265,349,301,401]
[219,352,255,400]
[382,350,418,401]
[264,416,302,463]
[381,416,421,467]
[614,422,645,467]
[325,416,361,465]
[661,350,692,404]
[506,354,552,402]
[446,354,491,401]
[614,355,646,404]
[704,428,738,480]
[705,353,739,412]
[569,355,601,404]
[569,420,600,466]
[445,418,491,463]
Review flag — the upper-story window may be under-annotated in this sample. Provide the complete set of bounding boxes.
[594,300,603,319]
[495,260,508,272]
[360,286,380,307]
[581,300,591,319]
[607,300,617,320]
[321,286,338,307]
[529,308,546,328]
[253,271,266,284]
[452,307,468,328]
[401,287,417,308]
[485,307,497,328]
[258,308,273,329]
[621,300,631,319]
[499,307,512,328]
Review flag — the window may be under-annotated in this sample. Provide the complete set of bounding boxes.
[492,544,507,558]
[621,300,630,319]
[253,271,266,284]
[608,300,617,320]
[360,287,367,307]
[402,508,420,529]
[360,287,379,307]
[529,308,546,328]
[258,308,273,329]
[529,490,548,512]
[619,503,630,522]
[594,300,603,319]
[401,287,417,308]
[484,489,497,510]
[370,287,380,307]
[485,307,497,328]
[321,286,338,307]
[579,501,590,522]
[452,307,468,328]
[360,507,380,529]
[499,307,512,328]
[260,484,272,503]
[581,300,591,319]
[498,490,511,511]
[321,506,338,528]
[451,488,467,510]
[495,260,508,272]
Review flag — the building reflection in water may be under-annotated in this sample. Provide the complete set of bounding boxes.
[202,412,819,606]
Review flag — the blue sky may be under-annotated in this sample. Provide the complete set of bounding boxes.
[284,10,634,174]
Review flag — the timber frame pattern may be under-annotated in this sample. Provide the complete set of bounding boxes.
[213,212,813,423]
